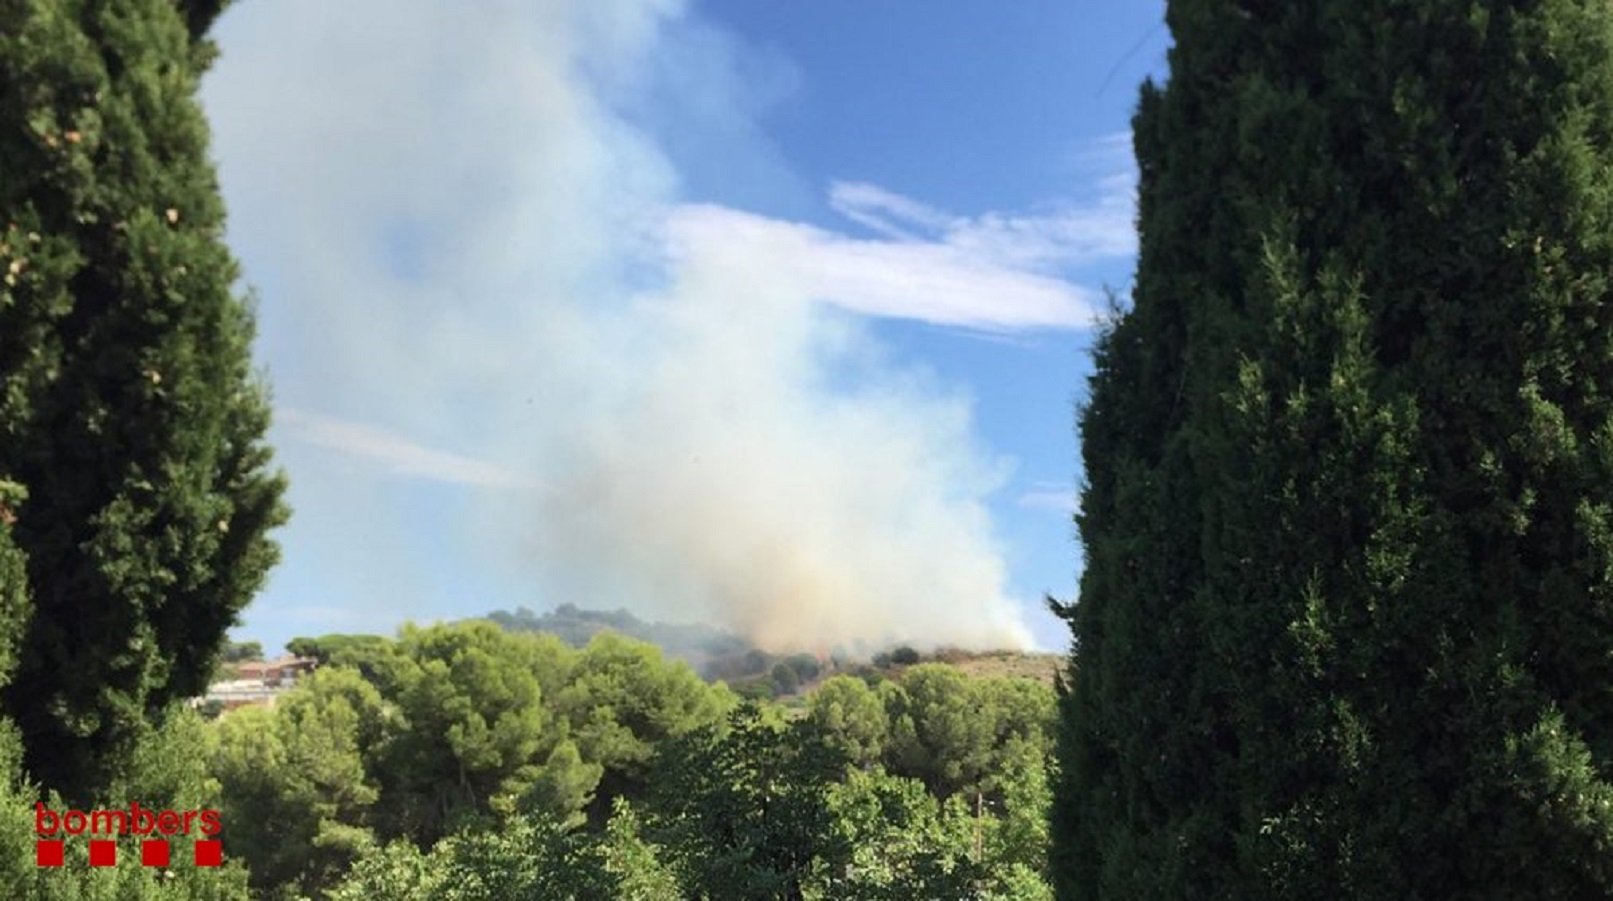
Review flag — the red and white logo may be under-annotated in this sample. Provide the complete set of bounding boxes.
[34,802,222,868]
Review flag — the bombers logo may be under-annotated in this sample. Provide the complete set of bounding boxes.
[33,802,223,868]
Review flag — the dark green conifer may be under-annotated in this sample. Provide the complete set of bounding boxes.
[1056,3,1613,896]
[0,0,286,796]
[0,482,28,686]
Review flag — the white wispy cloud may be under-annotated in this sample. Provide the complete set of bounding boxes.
[277,409,529,489]
[827,182,956,239]
[664,201,1110,332]
[661,163,1135,333]
[829,173,1136,276]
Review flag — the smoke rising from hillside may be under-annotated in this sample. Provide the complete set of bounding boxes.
[204,0,1124,651]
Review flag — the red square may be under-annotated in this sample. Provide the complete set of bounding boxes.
[194,839,221,867]
[141,839,169,867]
[88,839,116,867]
[35,839,63,867]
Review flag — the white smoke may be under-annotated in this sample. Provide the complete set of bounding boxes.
[203,0,1127,651]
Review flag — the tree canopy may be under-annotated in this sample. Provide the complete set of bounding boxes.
[0,0,286,796]
[209,622,1055,899]
[1056,1,1613,896]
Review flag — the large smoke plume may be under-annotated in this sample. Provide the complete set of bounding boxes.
[203,0,1128,651]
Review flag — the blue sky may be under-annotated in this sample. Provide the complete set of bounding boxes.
[201,0,1170,655]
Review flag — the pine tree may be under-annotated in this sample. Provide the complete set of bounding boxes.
[0,0,286,796]
[1055,2,1613,896]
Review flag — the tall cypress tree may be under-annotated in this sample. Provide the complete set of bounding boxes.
[0,0,286,796]
[1055,2,1613,896]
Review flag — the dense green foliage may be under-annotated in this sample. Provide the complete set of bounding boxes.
[551,630,734,825]
[805,674,888,767]
[219,640,262,663]
[210,623,726,896]
[0,481,30,685]
[283,633,397,683]
[1056,1,1613,896]
[0,710,251,899]
[0,0,286,797]
[209,622,1055,899]
[210,667,385,897]
[645,704,847,900]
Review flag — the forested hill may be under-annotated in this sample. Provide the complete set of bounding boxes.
[480,604,1063,695]
[485,604,750,662]
[482,604,798,694]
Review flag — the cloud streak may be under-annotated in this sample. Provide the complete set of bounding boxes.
[664,203,1106,331]
[829,174,1136,275]
[277,409,530,489]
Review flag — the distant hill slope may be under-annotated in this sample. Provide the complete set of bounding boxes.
[481,604,1063,694]
[485,605,831,696]
[926,648,1064,687]
[484,604,750,667]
